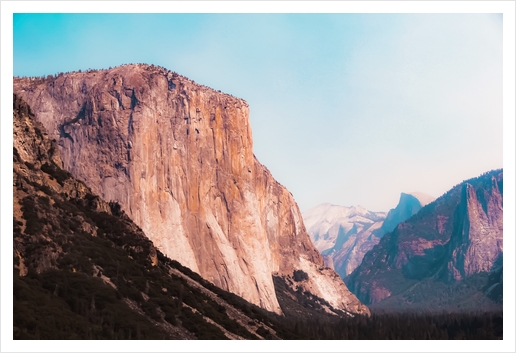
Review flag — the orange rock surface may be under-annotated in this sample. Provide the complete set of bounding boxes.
[14,64,369,315]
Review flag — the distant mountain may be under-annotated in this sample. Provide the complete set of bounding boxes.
[345,170,503,312]
[381,192,435,234]
[12,94,364,340]
[304,192,434,278]
[303,203,386,254]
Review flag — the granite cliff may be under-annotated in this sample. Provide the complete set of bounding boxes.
[345,170,503,311]
[12,94,350,339]
[13,64,368,316]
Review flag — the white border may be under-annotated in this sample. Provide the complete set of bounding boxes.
[1,1,515,352]
[1,1,515,14]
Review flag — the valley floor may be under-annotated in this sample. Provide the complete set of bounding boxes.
[282,310,503,340]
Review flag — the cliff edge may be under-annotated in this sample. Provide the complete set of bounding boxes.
[14,64,368,316]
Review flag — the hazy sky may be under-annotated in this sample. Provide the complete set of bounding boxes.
[13,12,503,212]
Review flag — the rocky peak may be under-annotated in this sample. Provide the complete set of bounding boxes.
[13,94,63,171]
[381,192,435,234]
[14,65,369,316]
[303,192,434,281]
[445,175,503,280]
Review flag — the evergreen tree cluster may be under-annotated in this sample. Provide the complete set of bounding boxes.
[278,311,503,340]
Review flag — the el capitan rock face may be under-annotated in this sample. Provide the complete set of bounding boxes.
[13,64,368,316]
[345,170,503,311]
[13,95,347,339]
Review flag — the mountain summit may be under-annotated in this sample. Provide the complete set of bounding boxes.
[380,192,435,234]
[303,203,386,277]
[13,64,368,316]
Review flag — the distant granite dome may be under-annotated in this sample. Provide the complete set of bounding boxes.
[380,192,435,234]
[13,64,369,316]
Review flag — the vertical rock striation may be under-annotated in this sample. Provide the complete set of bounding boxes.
[446,176,503,280]
[14,64,368,315]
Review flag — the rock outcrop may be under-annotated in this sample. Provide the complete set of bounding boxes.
[445,180,503,280]
[13,64,368,316]
[345,170,503,311]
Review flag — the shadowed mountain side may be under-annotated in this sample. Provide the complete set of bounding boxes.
[345,170,503,312]
[381,192,435,234]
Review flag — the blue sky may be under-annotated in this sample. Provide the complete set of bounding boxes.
[13,13,503,212]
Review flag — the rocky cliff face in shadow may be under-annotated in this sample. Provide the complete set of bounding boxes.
[345,170,503,311]
[14,65,368,316]
[381,192,435,234]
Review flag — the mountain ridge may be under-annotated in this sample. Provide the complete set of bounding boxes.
[345,169,503,311]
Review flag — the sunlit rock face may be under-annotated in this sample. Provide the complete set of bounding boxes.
[13,93,157,278]
[345,170,503,307]
[14,64,369,316]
